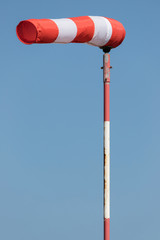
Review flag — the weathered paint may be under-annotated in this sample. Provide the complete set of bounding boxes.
[103,53,110,240]
[103,54,110,83]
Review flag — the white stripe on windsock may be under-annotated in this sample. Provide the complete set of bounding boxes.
[88,16,112,47]
[52,18,77,43]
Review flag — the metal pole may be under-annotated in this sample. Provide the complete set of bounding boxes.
[103,53,110,240]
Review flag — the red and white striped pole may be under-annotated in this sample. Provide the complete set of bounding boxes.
[103,53,110,240]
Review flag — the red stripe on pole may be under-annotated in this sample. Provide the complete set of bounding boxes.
[104,83,110,121]
[104,54,110,122]
[16,19,59,44]
[104,218,110,240]
[70,16,95,42]
[104,18,126,48]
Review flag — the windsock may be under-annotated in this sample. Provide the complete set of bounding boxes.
[16,16,125,49]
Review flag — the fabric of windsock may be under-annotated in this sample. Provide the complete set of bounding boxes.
[16,16,126,48]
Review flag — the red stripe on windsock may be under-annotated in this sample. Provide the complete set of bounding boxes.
[104,218,110,240]
[104,83,110,121]
[70,16,95,43]
[104,18,126,48]
[16,19,59,44]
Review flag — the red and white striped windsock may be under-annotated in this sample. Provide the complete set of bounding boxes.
[16,16,125,49]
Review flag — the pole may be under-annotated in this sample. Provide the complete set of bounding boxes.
[103,53,110,240]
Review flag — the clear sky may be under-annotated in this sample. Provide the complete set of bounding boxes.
[0,0,160,239]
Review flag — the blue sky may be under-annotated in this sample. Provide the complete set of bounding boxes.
[0,0,160,239]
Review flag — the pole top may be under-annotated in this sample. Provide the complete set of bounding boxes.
[100,46,111,53]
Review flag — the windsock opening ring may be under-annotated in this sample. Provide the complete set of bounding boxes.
[16,21,38,44]
[16,16,126,49]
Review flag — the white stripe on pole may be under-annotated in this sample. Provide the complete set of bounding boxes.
[104,121,110,219]
[88,16,112,47]
[51,18,77,43]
